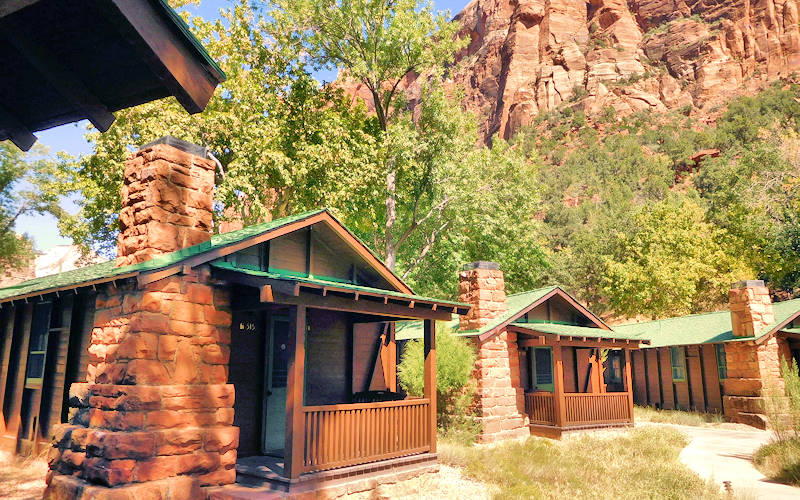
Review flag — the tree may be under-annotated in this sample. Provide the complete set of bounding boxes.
[0,144,61,272]
[41,1,377,258]
[272,0,468,271]
[600,196,752,318]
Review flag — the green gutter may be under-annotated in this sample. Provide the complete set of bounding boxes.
[156,0,226,82]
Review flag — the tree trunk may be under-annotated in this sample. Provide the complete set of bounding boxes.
[385,168,397,270]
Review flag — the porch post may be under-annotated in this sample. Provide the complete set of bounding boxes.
[552,345,566,428]
[423,319,436,453]
[285,305,307,479]
[624,348,634,422]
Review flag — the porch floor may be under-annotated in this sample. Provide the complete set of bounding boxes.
[232,452,439,495]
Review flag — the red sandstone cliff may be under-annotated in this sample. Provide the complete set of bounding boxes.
[444,0,800,140]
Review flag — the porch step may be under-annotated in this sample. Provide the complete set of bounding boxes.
[731,412,769,430]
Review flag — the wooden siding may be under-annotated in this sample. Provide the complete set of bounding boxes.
[701,344,723,412]
[39,296,74,445]
[269,231,308,275]
[631,350,648,405]
[0,305,15,433]
[311,231,351,282]
[632,345,725,414]
[305,309,349,405]
[562,347,578,393]
[658,348,675,409]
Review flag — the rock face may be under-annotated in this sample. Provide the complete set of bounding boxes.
[447,0,800,140]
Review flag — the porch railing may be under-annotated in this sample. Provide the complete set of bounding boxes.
[563,393,631,426]
[302,398,431,473]
[524,392,632,427]
[524,392,556,425]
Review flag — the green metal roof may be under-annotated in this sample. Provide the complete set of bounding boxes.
[394,286,619,341]
[615,298,800,347]
[207,261,469,309]
[510,321,644,341]
[0,208,328,302]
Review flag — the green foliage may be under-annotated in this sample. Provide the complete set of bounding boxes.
[0,144,61,272]
[601,196,751,318]
[397,323,478,440]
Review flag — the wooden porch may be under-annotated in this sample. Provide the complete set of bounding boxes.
[214,254,469,492]
[510,324,640,438]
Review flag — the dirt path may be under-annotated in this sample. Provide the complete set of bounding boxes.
[641,423,800,499]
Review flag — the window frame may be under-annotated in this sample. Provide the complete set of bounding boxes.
[25,301,53,387]
[715,344,727,380]
[670,346,686,382]
[528,347,554,393]
[607,350,623,384]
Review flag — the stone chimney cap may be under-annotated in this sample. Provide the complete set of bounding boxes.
[141,136,207,157]
[731,280,766,289]
[463,261,499,271]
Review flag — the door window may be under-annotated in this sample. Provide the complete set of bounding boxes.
[529,347,554,392]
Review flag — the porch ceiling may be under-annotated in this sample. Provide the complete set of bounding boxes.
[0,0,225,151]
[510,322,649,347]
[209,261,470,320]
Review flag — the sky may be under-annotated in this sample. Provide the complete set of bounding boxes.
[17,0,468,253]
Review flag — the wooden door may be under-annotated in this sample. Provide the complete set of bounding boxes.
[230,310,265,457]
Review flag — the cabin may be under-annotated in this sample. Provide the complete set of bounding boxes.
[1,0,225,151]
[397,262,649,441]
[0,137,469,500]
[619,280,800,429]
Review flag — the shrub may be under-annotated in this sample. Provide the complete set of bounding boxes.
[397,322,479,443]
[757,358,800,484]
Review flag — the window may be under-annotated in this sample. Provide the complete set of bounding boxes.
[607,350,623,384]
[528,347,554,392]
[25,302,53,386]
[670,347,686,382]
[715,344,727,380]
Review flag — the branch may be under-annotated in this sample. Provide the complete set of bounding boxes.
[401,219,449,280]
[395,194,450,249]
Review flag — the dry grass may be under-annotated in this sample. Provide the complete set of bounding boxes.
[0,451,48,500]
[635,405,725,426]
[753,437,800,486]
[439,427,731,500]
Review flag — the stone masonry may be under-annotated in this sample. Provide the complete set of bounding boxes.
[117,137,215,267]
[723,280,789,429]
[44,139,238,499]
[730,280,775,337]
[458,262,529,443]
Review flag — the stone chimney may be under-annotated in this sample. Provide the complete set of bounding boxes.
[117,136,215,267]
[730,280,775,337]
[458,261,507,331]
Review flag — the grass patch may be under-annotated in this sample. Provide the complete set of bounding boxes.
[439,427,727,499]
[754,438,800,485]
[635,405,725,426]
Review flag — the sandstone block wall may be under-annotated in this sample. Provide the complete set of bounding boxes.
[470,332,530,442]
[458,266,506,332]
[117,143,215,267]
[722,336,791,428]
[44,269,237,498]
[729,283,775,337]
